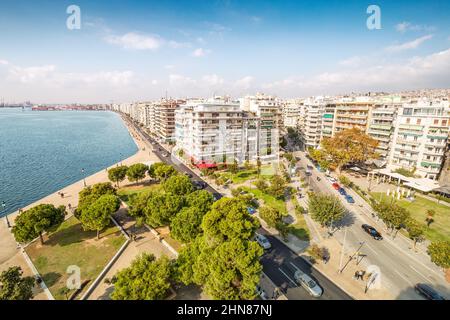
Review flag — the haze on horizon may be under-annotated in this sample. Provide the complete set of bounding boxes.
[0,0,450,104]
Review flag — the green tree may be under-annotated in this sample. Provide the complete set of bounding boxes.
[12,204,66,245]
[111,254,172,300]
[201,197,260,245]
[427,241,450,269]
[320,128,378,173]
[228,160,239,174]
[405,218,424,250]
[307,193,345,228]
[170,207,205,243]
[144,192,184,227]
[0,267,35,300]
[254,179,268,192]
[268,175,286,200]
[126,163,149,183]
[185,190,214,214]
[259,206,283,228]
[338,175,352,187]
[128,190,153,225]
[151,163,177,181]
[162,174,194,196]
[108,165,128,187]
[79,194,120,239]
[372,202,410,237]
[76,182,117,218]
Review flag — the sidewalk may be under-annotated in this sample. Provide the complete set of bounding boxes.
[0,116,159,300]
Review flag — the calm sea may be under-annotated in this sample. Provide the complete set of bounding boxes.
[0,108,138,217]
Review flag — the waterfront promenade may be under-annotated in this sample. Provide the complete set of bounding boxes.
[0,115,159,299]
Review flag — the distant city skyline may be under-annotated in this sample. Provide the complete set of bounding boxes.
[1,0,450,103]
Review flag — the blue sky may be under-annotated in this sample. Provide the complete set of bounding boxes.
[0,0,449,103]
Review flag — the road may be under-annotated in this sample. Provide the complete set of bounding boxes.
[122,113,352,300]
[295,150,450,300]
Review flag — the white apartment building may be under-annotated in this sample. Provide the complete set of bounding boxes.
[175,98,279,167]
[388,99,450,180]
[282,99,304,129]
[300,97,328,149]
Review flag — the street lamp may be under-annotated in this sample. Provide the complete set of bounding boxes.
[1,201,10,228]
[81,168,86,187]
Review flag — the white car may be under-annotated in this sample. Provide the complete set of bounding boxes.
[255,233,272,250]
[294,270,323,298]
[256,285,268,300]
[327,176,337,183]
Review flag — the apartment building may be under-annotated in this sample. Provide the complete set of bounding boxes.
[367,96,402,161]
[388,99,450,180]
[175,98,279,167]
[300,97,327,149]
[333,98,373,134]
[282,99,303,129]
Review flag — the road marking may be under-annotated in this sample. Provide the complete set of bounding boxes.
[278,268,297,286]
[394,270,414,286]
[364,242,380,257]
[289,262,301,273]
[409,265,435,283]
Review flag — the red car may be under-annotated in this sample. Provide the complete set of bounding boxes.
[332,183,340,190]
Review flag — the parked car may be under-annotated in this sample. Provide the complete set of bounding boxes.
[256,285,268,300]
[184,172,193,178]
[327,176,337,183]
[345,195,355,204]
[305,170,312,176]
[247,207,256,215]
[294,271,323,298]
[338,188,347,196]
[414,283,445,300]
[255,233,271,250]
[332,183,340,190]
[162,152,169,157]
[361,224,383,240]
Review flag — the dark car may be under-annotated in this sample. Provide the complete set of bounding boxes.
[414,284,445,300]
[193,181,206,190]
[184,172,193,178]
[345,195,355,204]
[361,224,383,240]
[338,188,347,196]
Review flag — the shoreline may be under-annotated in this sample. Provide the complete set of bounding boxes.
[0,113,159,293]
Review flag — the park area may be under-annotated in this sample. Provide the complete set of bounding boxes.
[25,216,126,300]
[117,184,161,204]
[371,192,450,243]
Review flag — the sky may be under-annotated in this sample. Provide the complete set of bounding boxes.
[0,0,449,103]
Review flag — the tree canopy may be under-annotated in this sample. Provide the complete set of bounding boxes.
[79,194,120,239]
[150,163,177,181]
[372,201,410,236]
[0,266,35,300]
[162,174,194,196]
[268,175,286,200]
[427,241,450,269]
[320,128,379,173]
[185,190,214,215]
[76,182,117,218]
[126,163,149,183]
[111,253,172,300]
[259,206,283,228]
[12,204,66,244]
[144,192,185,227]
[108,165,129,187]
[307,193,345,227]
[201,197,260,244]
[170,207,205,243]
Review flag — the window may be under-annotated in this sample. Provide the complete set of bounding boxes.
[417,119,421,125]
[406,118,411,124]
[443,120,448,126]
[434,119,439,125]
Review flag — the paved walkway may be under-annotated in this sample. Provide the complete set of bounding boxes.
[0,115,159,300]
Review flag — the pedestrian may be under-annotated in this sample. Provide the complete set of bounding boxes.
[60,192,64,198]
[353,271,358,280]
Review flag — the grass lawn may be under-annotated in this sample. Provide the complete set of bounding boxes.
[26,216,126,300]
[218,165,275,185]
[117,184,161,204]
[288,213,310,241]
[371,192,450,242]
[241,186,287,215]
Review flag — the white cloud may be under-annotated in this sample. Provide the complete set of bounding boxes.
[338,56,363,67]
[167,40,191,49]
[234,76,254,89]
[105,32,162,50]
[385,34,433,52]
[0,59,9,66]
[169,74,197,86]
[395,22,435,33]
[196,37,206,44]
[201,74,224,86]
[151,80,158,85]
[8,65,56,83]
[263,48,450,95]
[192,48,211,57]
[164,64,175,70]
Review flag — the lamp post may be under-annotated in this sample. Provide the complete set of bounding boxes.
[2,201,10,228]
[81,168,86,187]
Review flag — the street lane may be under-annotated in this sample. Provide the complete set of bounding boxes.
[122,113,352,300]
[295,151,450,300]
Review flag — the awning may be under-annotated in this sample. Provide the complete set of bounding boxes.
[403,179,441,193]
[433,185,450,196]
